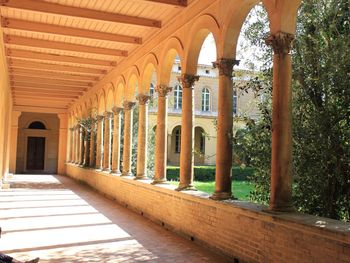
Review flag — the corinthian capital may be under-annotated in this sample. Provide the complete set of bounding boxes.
[265,32,295,55]
[155,85,172,97]
[104,111,113,118]
[136,94,151,105]
[177,74,199,89]
[112,106,123,114]
[96,115,104,122]
[123,100,136,110]
[212,58,239,78]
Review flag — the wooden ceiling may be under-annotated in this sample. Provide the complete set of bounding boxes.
[0,0,188,110]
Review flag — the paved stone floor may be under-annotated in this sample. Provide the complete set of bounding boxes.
[0,174,230,262]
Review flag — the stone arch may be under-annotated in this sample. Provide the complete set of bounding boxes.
[28,121,47,130]
[262,0,302,34]
[105,82,115,112]
[141,53,159,94]
[114,76,126,107]
[184,14,220,75]
[98,90,106,115]
[159,37,184,85]
[125,66,140,101]
[222,0,261,58]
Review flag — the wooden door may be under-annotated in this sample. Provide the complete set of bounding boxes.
[26,137,45,170]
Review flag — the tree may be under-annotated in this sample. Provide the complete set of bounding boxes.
[234,1,350,221]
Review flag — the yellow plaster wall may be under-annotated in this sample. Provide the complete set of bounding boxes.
[0,26,12,185]
[16,113,59,174]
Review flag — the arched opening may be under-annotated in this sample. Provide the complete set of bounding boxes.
[28,121,46,130]
[169,125,181,165]
[194,126,206,165]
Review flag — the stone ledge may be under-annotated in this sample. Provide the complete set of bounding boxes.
[66,164,350,262]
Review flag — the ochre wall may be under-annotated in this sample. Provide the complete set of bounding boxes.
[0,25,12,186]
[16,113,59,174]
[66,165,350,263]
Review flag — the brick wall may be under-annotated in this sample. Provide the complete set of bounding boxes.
[66,164,350,263]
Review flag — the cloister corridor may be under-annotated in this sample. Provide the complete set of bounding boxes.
[0,174,228,263]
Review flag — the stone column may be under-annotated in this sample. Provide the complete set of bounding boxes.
[211,58,239,200]
[89,120,96,167]
[69,127,74,163]
[102,111,112,171]
[95,115,104,169]
[75,125,80,164]
[177,74,199,191]
[57,113,68,174]
[9,111,21,174]
[152,85,172,184]
[83,130,90,167]
[135,94,150,180]
[79,127,85,165]
[266,32,295,212]
[111,107,122,174]
[122,101,136,176]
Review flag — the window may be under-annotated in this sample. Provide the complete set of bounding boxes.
[28,121,46,129]
[201,88,210,112]
[175,128,181,153]
[205,69,210,74]
[174,85,182,110]
[150,83,155,97]
[233,89,238,115]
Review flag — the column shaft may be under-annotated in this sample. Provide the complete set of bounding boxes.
[211,58,239,200]
[95,116,104,169]
[89,122,96,167]
[122,101,135,176]
[9,111,21,173]
[177,74,199,191]
[266,32,294,211]
[135,94,150,180]
[84,131,90,166]
[102,112,112,171]
[75,126,80,164]
[79,128,85,165]
[153,85,172,184]
[111,107,122,174]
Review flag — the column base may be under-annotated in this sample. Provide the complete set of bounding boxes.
[268,202,295,213]
[134,174,148,180]
[110,170,121,175]
[175,183,197,191]
[102,168,111,172]
[151,178,167,185]
[121,172,133,177]
[210,191,233,200]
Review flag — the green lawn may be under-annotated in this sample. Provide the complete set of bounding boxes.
[169,181,253,201]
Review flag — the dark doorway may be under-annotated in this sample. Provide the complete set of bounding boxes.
[26,137,45,170]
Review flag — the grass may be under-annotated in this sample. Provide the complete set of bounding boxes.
[169,181,253,201]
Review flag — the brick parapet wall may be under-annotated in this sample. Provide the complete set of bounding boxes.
[66,164,350,263]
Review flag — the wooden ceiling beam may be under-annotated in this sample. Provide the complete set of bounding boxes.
[7,48,115,67]
[12,85,86,93]
[12,90,79,99]
[9,58,106,75]
[12,86,84,96]
[9,68,99,82]
[143,0,187,7]
[10,75,91,87]
[5,35,128,57]
[13,87,83,96]
[11,81,88,92]
[0,0,161,28]
[2,18,142,45]
[13,94,75,101]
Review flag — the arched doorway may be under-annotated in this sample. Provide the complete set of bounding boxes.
[194,126,205,165]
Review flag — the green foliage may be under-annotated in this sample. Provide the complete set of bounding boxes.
[167,166,255,182]
[234,1,350,221]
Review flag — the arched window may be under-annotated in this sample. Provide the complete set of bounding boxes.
[201,87,210,112]
[28,121,46,129]
[233,89,238,115]
[150,83,155,97]
[175,128,181,153]
[174,85,182,110]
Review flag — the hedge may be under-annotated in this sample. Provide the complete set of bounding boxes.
[166,166,255,182]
